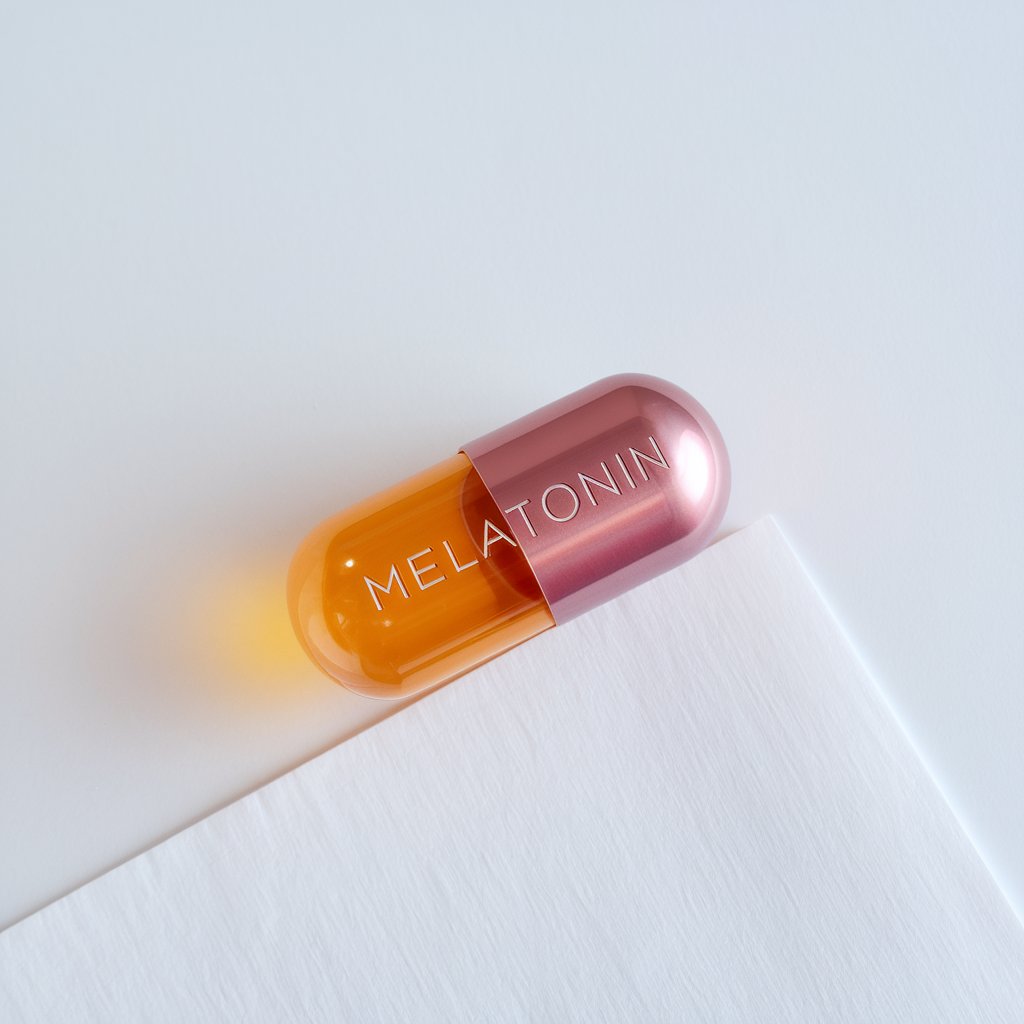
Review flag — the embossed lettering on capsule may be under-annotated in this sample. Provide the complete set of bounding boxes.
[502,435,669,538]
[360,435,670,613]
[361,519,517,612]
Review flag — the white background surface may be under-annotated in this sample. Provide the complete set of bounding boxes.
[1,1,1022,931]
[4,523,1023,1022]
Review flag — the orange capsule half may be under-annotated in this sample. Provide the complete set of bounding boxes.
[287,374,730,699]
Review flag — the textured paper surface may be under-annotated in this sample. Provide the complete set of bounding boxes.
[2,519,1021,1022]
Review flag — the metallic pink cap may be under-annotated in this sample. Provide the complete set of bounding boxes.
[462,374,730,624]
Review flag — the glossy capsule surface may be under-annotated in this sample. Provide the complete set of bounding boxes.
[288,374,730,699]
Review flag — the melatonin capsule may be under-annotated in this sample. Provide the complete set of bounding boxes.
[287,374,730,699]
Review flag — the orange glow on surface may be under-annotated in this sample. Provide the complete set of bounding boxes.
[190,567,315,697]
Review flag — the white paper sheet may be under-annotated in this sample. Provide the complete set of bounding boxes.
[2,519,1021,1022]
